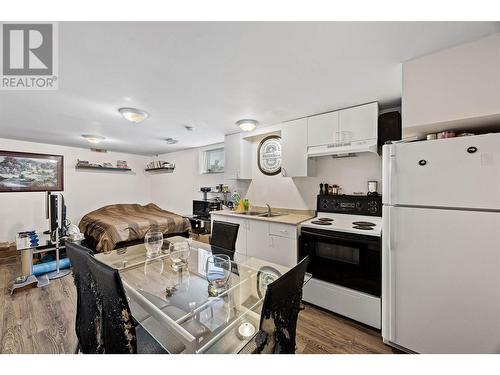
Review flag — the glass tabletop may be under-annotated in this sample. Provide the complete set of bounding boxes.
[94,236,299,354]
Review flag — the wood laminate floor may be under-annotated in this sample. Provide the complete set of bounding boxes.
[0,256,399,354]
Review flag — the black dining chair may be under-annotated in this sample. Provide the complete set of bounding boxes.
[253,256,309,354]
[210,220,239,252]
[85,253,168,354]
[66,242,99,354]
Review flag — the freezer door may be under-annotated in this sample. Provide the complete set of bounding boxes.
[386,133,500,210]
[383,206,500,353]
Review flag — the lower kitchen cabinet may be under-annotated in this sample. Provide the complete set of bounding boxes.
[210,214,298,267]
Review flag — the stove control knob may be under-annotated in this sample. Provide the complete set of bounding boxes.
[355,202,362,210]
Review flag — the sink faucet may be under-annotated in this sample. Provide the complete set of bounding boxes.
[266,203,271,215]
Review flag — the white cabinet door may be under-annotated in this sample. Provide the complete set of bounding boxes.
[338,102,378,143]
[269,235,297,268]
[307,111,339,147]
[385,206,500,353]
[211,215,247,255]
[281,118,312,177]
[224,134,239,180]
[245,220,270,260]
[224,133,252,179]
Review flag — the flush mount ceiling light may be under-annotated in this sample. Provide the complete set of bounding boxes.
[165,138,179,144]
[81,134,105,144]
[118,107,149,123]
[236,119,258,132]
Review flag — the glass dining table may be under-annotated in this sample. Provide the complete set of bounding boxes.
[94,236,305,354]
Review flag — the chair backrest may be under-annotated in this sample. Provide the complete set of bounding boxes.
[210,220,239,251]
[255,256,309,354]
[66,242,99,354]
[86,254,138,354]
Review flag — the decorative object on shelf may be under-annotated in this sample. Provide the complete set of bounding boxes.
[145,160,175,172]
[75,160,132,172]
[116,160,129,169]
[0,150,64,193]
[257,135,282,176]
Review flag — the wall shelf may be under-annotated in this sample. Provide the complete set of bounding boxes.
[145,167,175,173]
[75,165,132,172]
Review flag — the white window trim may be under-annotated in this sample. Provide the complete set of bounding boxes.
[199,144,225,174]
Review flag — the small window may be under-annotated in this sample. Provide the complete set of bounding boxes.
[201,147,224,174]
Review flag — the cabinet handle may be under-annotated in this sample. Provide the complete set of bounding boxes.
[467,146,477,154]
[418,159,427,166]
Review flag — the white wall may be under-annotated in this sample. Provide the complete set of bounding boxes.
[0,136,382,241]
[149,143,250,215]
[150,141,382,213]
[0,138,152,242]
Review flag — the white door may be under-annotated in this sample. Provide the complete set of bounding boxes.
[307,111,339,147]
[281,118,310,177]
[384,206,500,353]
[386,133,500,210]
[338,102,378,143]
[245,220,270,259]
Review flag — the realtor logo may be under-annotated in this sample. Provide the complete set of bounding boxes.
[1,22,58,90]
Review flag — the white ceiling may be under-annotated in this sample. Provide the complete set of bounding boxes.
[1,21,499,155]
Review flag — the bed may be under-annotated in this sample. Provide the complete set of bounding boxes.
[78,203,191,253]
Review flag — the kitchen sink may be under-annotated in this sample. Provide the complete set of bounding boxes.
[258,212,285,218]
[234,211,285,217]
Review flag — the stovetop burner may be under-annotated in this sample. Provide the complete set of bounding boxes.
[352,221,376,227]
[317,218,334,222]
[352,225,374,230]
[311,220,333,225]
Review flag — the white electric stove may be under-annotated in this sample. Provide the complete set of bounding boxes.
[299,194,383,328]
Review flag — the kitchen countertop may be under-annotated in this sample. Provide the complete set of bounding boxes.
[210,208,315,225]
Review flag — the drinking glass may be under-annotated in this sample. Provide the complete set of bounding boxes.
[205,254,231,297]
[170,241,190,271]
[144,230,163,258]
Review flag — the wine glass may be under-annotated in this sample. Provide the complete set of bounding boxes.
[205,254,231,297]
[144,229,163,258]
[170,241,190,271]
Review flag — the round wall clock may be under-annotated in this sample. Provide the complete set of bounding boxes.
[257,135,282,176]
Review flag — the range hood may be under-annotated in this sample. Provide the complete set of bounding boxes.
[307,139,378,158]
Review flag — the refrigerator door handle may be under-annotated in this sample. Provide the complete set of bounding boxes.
[382,144,396,205]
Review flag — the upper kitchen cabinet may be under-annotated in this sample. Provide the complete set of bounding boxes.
[338,102,378,143]
[281,118,315,177]
[224,133,252,179]
[307,102,379,157]
[307,110,339,147]
[403,33,500,137]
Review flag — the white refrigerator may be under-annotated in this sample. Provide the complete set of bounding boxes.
[382,132,500,354]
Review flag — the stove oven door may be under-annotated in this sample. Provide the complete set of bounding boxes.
[299,227,381,297]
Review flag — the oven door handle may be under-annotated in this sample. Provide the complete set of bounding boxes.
[301,229,342,241]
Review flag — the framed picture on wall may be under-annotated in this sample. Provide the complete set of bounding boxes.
[0,151,64,192]
[257,135,282,176]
